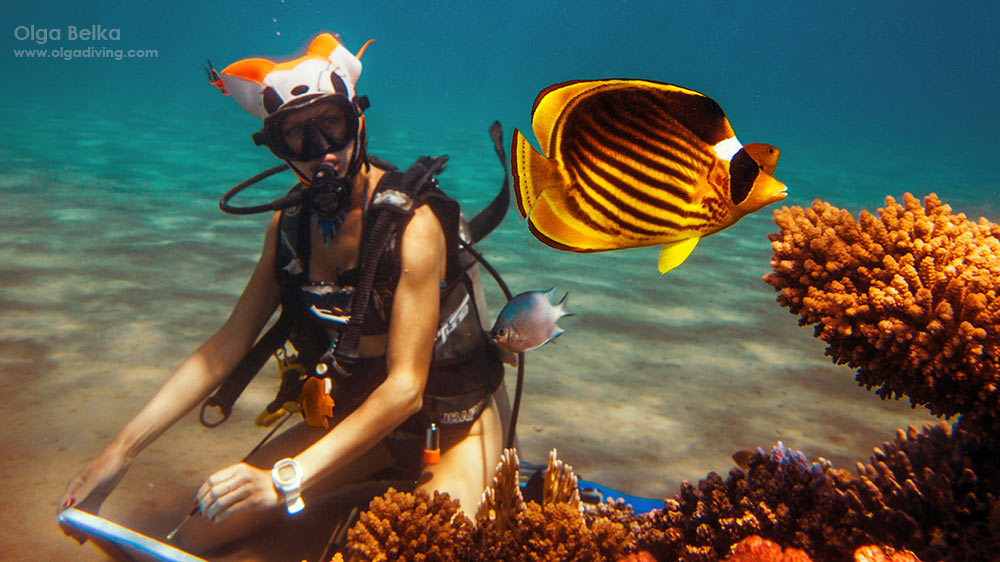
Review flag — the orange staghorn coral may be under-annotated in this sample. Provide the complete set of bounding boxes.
[473,448,635,561]
[476,447,526,534]
[544,448,582,510]
[503,501,603,561]
[763,193,1000,430]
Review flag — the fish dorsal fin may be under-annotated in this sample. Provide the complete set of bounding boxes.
[531,79,736,152]
[659,89,735,147]
[658,236,700,274]
[529,80,606,153]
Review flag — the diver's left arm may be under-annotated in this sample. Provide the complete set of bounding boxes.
[196,206,446,521]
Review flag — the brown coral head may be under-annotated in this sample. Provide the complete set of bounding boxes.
[764,193,1000,428]
[343,488,473,562]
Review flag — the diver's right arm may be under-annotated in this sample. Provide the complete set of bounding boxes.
[59,214,283,518]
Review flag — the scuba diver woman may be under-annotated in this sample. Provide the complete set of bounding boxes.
[59,32,510,559]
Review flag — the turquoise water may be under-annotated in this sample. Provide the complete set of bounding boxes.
[2,2,998,558]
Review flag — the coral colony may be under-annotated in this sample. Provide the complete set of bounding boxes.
[331,193,999,562]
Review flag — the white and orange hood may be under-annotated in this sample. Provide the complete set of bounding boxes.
[218,33,373,119]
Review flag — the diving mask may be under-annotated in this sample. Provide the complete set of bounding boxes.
[252,93,366,162]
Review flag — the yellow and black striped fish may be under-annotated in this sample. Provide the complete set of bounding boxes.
[511,79,787,274]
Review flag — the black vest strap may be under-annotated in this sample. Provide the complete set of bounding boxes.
[199,310,295,427]
[467,121,510,243]
[329,156,450,373]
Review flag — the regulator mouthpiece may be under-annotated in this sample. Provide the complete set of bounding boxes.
[310,162,352,220]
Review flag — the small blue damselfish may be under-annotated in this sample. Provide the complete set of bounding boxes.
[491,289,573,353]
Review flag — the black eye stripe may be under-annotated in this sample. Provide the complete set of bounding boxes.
[729,148,759,205]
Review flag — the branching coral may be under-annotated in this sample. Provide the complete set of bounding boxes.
[333,429,996,562]
[764,193,1000,430]
[476,447,526,534]
[474,448,635,561]
[335,449,635,562]
[852,545,922,562]
[633,442,872,562]
[494,501,605,561]
[839,420,1000,562]
[722,536,813,562]
[720,537,923,562]
[617,552,657,562]
[341,487,474,562]
[545,448,582,510]
[634,426,997,562]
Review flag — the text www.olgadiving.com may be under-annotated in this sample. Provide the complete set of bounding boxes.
[12,46,158,61]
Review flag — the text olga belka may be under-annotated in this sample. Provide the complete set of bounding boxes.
[13,25,121,45]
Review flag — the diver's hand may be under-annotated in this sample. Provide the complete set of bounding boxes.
[197,462,281,523]
[58,451,132,543]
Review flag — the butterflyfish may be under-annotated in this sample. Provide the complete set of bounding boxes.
[491,289,573,353]
[511,79,787,274]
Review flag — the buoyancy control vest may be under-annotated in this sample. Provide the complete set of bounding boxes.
[272,155,504,425]
[201,153,507,430]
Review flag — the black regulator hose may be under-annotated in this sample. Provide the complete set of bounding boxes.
[463,121,523,450]
[219,163,299,215]
[460,241,525,450]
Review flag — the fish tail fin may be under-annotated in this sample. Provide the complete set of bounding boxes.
[544,327,566,347]
[512,129,562,220]
[658,236,701,274]
[557,292,574,318]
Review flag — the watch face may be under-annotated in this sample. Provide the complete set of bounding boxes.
[277,464,297,484]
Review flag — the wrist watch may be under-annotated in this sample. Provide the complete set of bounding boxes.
[270,458,305,514]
